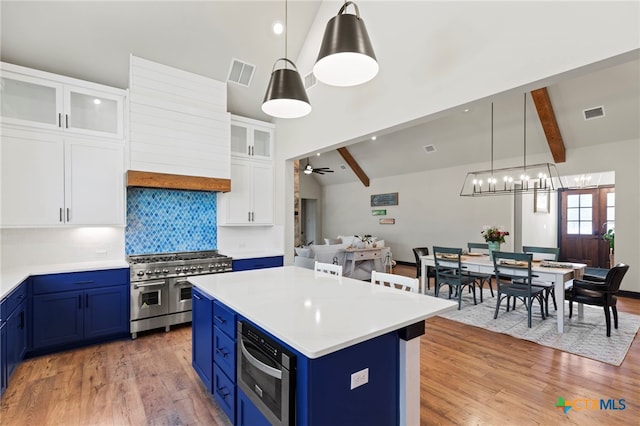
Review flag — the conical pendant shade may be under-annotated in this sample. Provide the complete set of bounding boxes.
[313,1,378,87]
[262,59,311,119]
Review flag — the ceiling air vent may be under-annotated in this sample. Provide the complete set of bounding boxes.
[227,58,255,87]
[339,164,347,171]
[423,144,437,154]
[583,106,605,120]
[304,72,317,89]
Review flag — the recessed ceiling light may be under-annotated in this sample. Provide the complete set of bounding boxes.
[463,108,470,113]
[93,99,101,105]
[273,21,284,35]
[371,136,377,141]
[316,152,321,156]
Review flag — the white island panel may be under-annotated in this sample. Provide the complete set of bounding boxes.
[189,266,456,359]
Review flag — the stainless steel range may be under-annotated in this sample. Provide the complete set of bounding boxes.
[127,250,232,338]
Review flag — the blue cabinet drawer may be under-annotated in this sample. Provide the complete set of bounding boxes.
[214,326,236,380]
[213,301,236,338]
[31,268,129,294]
[232,256,283,271]
[1,281,27,320]
[213,364,236,424]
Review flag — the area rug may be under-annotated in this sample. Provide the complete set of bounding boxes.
[425,288,640,366]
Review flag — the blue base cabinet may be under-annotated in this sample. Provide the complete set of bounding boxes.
[1,281,28,398]
[192,293,400,426]
[30,268,129,355]
[192,287,213,392]
[232,256,283,271]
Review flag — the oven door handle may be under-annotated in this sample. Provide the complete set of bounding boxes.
[240,339,283,379]
[133,281,166,289]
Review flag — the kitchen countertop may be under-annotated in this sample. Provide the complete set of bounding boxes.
[189,266,456,359]
[221,249,284,260]
[1,259,129,300]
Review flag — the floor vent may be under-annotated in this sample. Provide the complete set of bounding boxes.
[227,58,255,87]
[304,72,317,89]
[423,144,437,154]
[583,106,605,120]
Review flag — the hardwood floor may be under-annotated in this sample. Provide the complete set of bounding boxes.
[1,265,638,425]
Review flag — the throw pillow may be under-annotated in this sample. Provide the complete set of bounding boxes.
[295,247,311,257]
[324,238,342,245]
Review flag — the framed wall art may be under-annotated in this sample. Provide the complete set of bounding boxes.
[534,188,550,213]
[371,192,398,207]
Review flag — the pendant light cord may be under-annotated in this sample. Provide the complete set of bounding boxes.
[491,102,494,177]
[523,93,527,172]
[284,0,288,68]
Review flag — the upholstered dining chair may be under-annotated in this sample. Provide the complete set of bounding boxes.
[371,270,419,293]
[412,247,436,291]
[432,246,478,310]
[466,242,494,299]
[522,245,560,315]
[314,261,343,276]
[492,251,546,328]
[565,263,629,337]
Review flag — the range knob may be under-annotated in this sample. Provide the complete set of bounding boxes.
[137,271,145,276]
[197,265,203,270]
[154,269,160,274]
[146,270,154,275]
[176,267,182,273]
[163,269,169,273]
[190,266,197,271]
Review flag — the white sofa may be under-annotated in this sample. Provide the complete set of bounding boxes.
[294,236,391,281]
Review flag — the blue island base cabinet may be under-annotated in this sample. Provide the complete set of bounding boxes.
[237,388,270,426]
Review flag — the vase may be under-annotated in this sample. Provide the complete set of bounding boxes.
[487,241,501,261]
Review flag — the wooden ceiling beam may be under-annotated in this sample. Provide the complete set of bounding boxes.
[531,87,566,163]
[337,147,370,187]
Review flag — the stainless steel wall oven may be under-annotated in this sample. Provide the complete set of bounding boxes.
[237,321,296,426]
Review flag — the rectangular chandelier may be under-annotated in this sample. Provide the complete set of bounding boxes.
[460,162,565,196]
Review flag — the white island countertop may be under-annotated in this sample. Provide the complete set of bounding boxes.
[189,266,457,359]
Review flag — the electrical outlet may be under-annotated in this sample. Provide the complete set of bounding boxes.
[350,368,369,390]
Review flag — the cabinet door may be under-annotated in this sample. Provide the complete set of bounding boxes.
[0,70,63,130]
[230,123,250,157]
[65,139,125,225]
[1,127,65,226]
[6,301,26,380]
[237,388,271,426]
[223,159,253,224]
[251,127,272,160]
[192,288,213,392]
[251,162,274,225]
[32,290,84,350]
[0,322,6,397]
[83,286,129,340]
[64,86,124,138]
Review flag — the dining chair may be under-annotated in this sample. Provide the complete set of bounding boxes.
[412,247,436,291]
[522,246,560,315]
[432,246,478,310]
[565,263,629,337]
[314,261,343,277]
[466,242,494,299]
[371,270,419,293]
[492,251,546,328]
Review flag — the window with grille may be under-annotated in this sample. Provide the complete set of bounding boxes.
[566,194,593,235]
[605,192,615,231]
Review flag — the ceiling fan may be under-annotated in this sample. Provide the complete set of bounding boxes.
[303,158,334,175]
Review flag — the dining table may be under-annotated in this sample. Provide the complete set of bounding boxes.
[421,253,586,333]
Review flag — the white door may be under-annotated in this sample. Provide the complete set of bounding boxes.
[252,162,274,225]
[64,86,123,138]
[225,159,253,224]
[1,127,64,226]
[64,139,125,225]
[0,71,63,131]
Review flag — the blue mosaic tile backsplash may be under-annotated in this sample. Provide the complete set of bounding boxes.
[126,188,217,255]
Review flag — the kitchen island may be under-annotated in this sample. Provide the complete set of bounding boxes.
[189,266,456,425]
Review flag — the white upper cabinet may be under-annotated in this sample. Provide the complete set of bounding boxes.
[230,115,274,160]
[1,63,125,139]
[1,127,125,227]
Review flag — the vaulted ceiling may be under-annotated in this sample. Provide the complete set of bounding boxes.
[2,1,638,187]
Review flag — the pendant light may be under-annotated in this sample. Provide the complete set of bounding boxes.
[460,94,564,197]
[262,0,311,119]
[313,1,378,87]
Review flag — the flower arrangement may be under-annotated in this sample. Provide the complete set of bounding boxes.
[603,229,614,252]
[356,234,373,244]
[481,226,510,243]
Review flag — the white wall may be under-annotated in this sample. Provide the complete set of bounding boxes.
[1,227,125,269]
[520,192,558,248]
